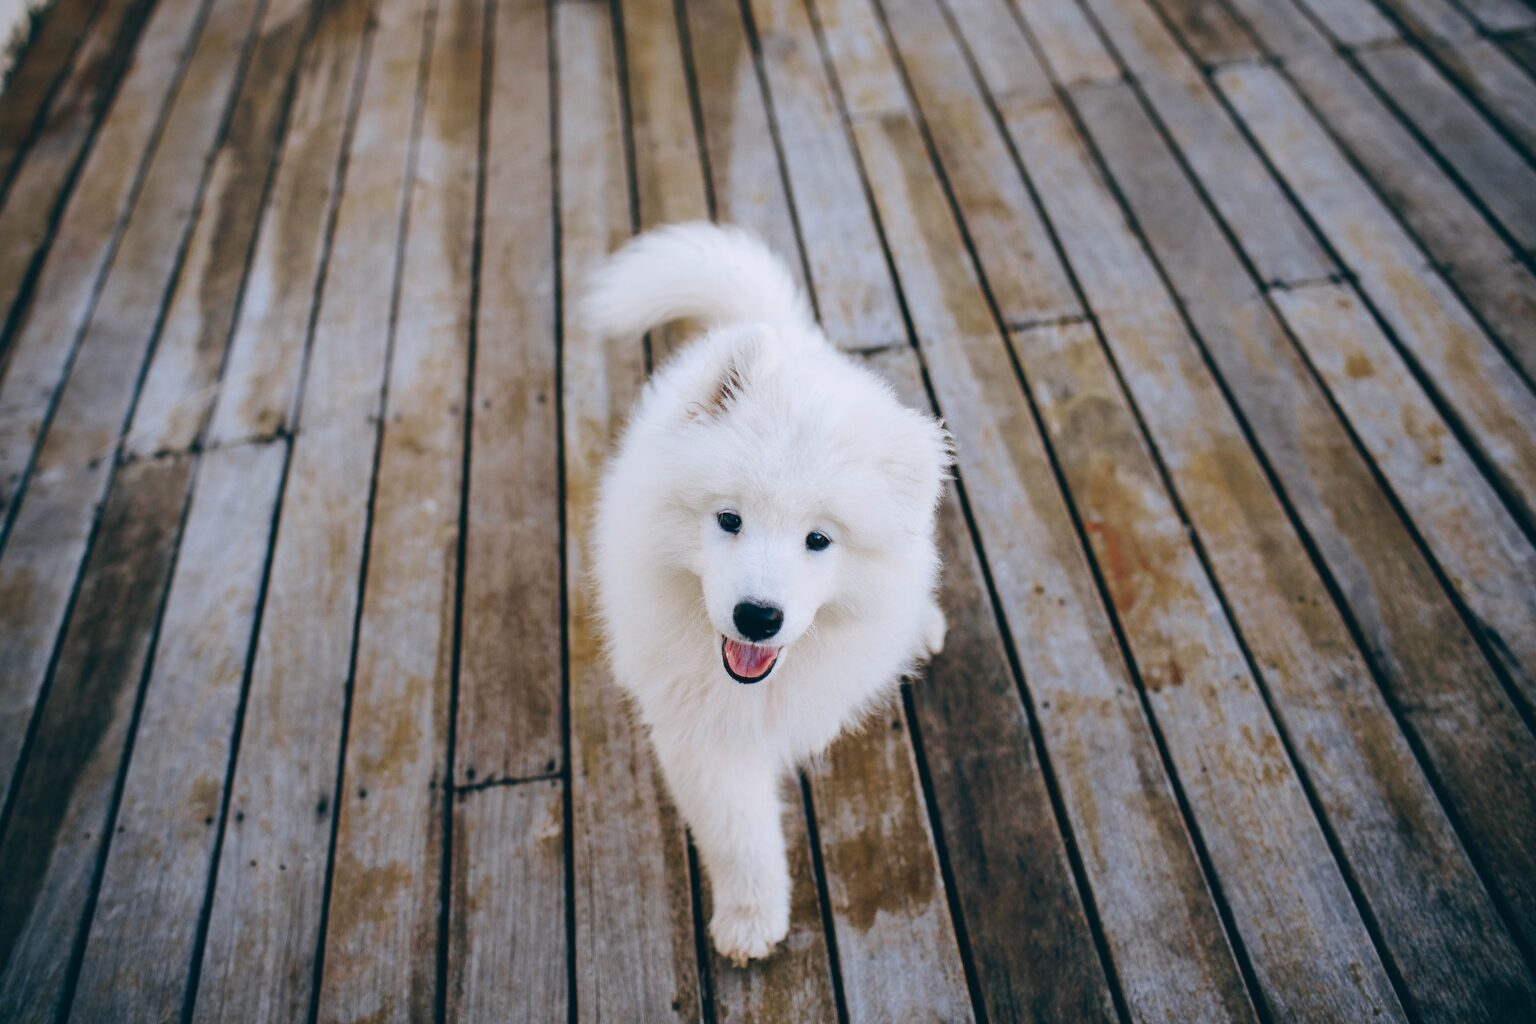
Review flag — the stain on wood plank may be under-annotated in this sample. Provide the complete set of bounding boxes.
[189,0,429,1014]
[67,442,285,1024]
[873,345,1118,1023]
[205,0,377,446]
[1073,74,1536,982]
[454,0,563,787]
[447,780,567,1022]
[852,107,1256,1024]
[0,0,210,514]
[0,455,190,1024]
[0,0,103,184]
[1217,62,1536,530]
[313,0,482,1015]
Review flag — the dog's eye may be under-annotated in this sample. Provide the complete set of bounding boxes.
[717,511,742,534]
[806,531,831,551]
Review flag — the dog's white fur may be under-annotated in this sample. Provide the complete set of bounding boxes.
[584,223,952,963]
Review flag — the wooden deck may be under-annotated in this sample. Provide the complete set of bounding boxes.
[1,0,1535,1018]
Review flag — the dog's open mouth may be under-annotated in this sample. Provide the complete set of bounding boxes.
[722,637,780,684]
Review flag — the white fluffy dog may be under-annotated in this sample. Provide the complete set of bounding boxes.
[583,223,952,963]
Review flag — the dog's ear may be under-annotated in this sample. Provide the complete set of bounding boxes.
[692,323,778,419]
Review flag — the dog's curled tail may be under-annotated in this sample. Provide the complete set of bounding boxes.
[580,222,815,340]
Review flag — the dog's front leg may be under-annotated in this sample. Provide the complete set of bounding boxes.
[653,737,790,963]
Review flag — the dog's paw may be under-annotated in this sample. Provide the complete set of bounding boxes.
[711,900,789,966]
[922,602,947,659]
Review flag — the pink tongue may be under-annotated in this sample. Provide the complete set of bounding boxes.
[724,638,778,679]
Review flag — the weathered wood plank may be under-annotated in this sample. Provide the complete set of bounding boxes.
[1294,0,1398,47]
[683,0,808,292]
[1217,0,1334,56]
[1217,62,1536,530]
[189,0,430,1013]
[1011,0,1120,84]
[446,780,567,1023]
[1153,0,1259,65]
[313,0,481,1014]
[859,0,1081,327]
[205,0,376,447]
[744,0,905,348]
[872,346,1119,1023]
[66,442,285,1024]
[556,3,700,1018]
[1278,48,1536,382]
[0,0,103,186]
[1273,283,1536,711]
[851,107,1256,1024]
[0,0,208,511]
[1000,93,1404,1023]
[815,0,907,116]
[0,0,269,809]
[454,0,561,786]
[1362,0,1536,157]
[808,706,974,1022]
[1357,44,1536,255]
[126,0,327,458]
[1073,72,1536,973]
[1069,0,1333,286]
[942,0,1054,101]
[0,455,191,1024]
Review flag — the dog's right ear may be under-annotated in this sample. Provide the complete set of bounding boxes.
[690,324,778,420]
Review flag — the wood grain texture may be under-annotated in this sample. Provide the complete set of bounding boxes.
[868,0,1081,326]
[206,0,376,446]
[1011,0,1119,84]
[1217,62,1536,530]
[1072,72,1536,974]
[0,0,156,335]
[0,0,103,185]
[0,456,190,1024]
[1356,44,1536,255]
[851,107,1256,1024]
[446,780,568,1023]
[1072,0,1333,286]
[189,0,429,1013]
[872,346,1119,1023]
[745,0,906,348]
[556,3,701,1018]
[124,0,351,457]
[0,0,268,810]
[808,708,974,1022]
[454,0,562,787]
[1001,94,1402,1022]
[0,0,209,513]
[67,442,285,1024]
[1278,48,1536,382]
[1273,283,1536,713]
[313,0,481,1014]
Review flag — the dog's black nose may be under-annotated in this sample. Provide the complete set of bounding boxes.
[733,601,783,642]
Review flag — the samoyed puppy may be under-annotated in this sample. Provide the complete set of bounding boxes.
[583,223,952,963]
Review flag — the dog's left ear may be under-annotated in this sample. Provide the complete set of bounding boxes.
[693,323,779,419]
[882,409,954,514]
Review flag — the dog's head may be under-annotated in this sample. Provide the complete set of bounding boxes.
[653,324,951,684]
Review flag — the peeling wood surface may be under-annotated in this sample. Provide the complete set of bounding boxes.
[3,0,1536,1018]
